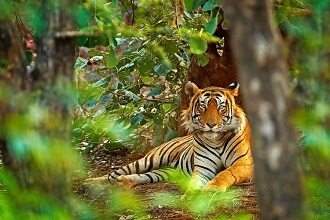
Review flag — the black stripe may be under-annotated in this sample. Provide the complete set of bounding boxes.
[155,172,166,181]
[127,164,131,173]
[119,167,128,175]
[145,154,154,172]
[135,160,140,173]
[168,149,179,165]
[220,133,237,156]
[194,164,217,176]
[114,170,122,176]
[185,160,190,173]
[194,150,217,166]
[186,148,193,170]
[195,170,213,181]
[165,144,180,165]
[109,172,117,179]
[192,114,200,119]
[174,158,180,168]
[225,138,244,165]
[181,148,191,173]
[155,174,160,182]
[144,173,153,182]
[230,148,250,166]
[194,135,205,147]
[190,153,194,173]
[158,141,177,166]
[201,144,221,159]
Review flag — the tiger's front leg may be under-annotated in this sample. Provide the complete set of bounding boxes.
[181,170,217,200]
[204,162,253,192]
[183,162,220,197]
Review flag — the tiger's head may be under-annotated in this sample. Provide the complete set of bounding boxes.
[182,81,246,135]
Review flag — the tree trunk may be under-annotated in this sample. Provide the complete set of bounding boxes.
[0,19,29,184]
[0,0,77,215]
[223,0,303,219]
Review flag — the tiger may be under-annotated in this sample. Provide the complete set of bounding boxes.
[85,81,254,193]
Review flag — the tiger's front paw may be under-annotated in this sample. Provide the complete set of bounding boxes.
[204,180,227,192]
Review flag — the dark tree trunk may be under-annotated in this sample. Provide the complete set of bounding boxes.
[223,0,303,219]
[0,20,29,183]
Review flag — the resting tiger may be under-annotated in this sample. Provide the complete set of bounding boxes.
[85,81,253,192]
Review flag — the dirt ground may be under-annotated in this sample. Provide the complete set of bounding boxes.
[74,146,259,220]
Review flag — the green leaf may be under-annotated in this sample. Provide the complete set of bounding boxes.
[92,77,108,88]
[148,85,164,97]
[74,57,87,69]
[164,127,180,142]
[72,128,83,138]
[183,0,193,12]
[196,54,210,67]
[124,90,141,101]
[202,0,219,11]
[189,36,208,55]
[73,6,91,28]
[105,48,118,68]
[162,103,172,112]
[131,113,144,126]
[141,76,154,84]
[205,11,219,34]
[184,0,207,12]
[154,63,172,75]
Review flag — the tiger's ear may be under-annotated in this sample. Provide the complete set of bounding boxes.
[185,81,200,98]
[227,81,239,96]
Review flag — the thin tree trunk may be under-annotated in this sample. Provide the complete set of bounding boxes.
[223,0,303,219]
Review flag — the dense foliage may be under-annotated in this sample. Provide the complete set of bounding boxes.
[73,0,221,152]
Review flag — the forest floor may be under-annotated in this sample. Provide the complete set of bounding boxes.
[74,146,259,219]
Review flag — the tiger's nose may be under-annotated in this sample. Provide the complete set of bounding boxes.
[206,123,216,128]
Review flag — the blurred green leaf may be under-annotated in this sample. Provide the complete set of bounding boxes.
[184,0,207,12]
[205,11,219,34]
[162,103,172,112]
[131,113,144,126]
[141,76,154,84]
[154,63,172,76]
[196,54,209,67]
[105,48,119,68]
[148,85,164,97]
[202,0,219,11]
[73,6,91,28]
[189,36,208,55]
